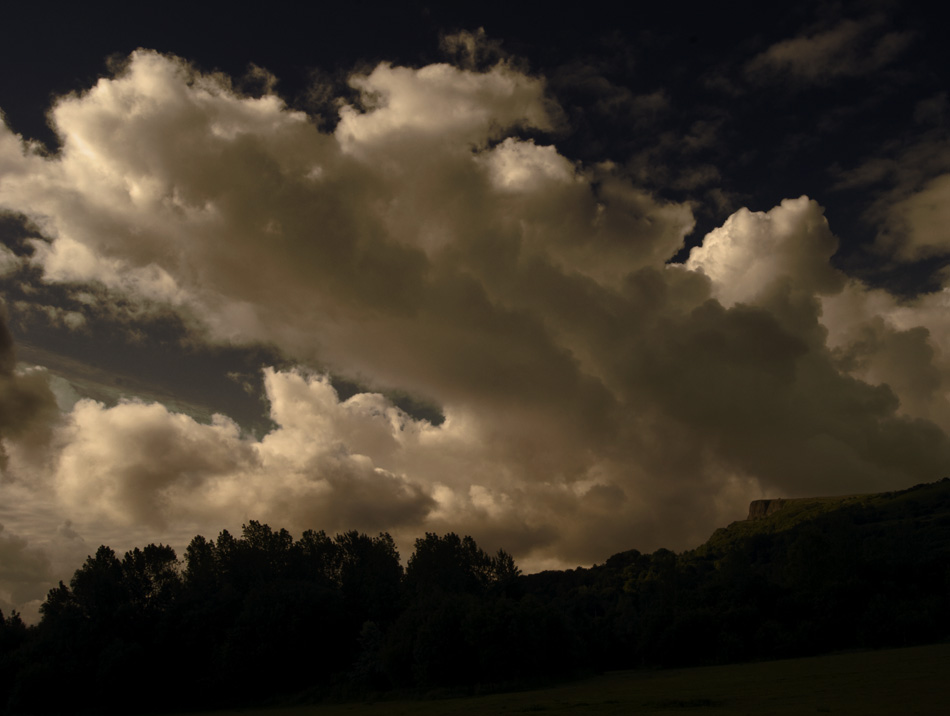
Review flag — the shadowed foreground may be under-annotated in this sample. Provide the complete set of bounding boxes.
[6,481,948,713]
[175,642,950,716]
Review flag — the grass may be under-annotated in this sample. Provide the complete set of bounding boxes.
[173,641,950,716]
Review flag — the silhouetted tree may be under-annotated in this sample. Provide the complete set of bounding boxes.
[70,546,127,627]
[121,543,180,614]
[406,532,494,595]
[183,534,218,592]
[6,480,950,713]
[294,528,341,586]
[336,531,403,626]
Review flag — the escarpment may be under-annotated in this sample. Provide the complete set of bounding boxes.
[747,498,788,520]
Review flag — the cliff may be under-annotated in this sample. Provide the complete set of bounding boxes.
[747,498,788,520]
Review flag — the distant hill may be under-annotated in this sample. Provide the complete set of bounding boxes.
[580,477,950,669]
[694,477,950,558]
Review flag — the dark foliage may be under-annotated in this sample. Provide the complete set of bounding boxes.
[2,479,950,714]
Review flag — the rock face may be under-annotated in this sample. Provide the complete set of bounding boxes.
[747,498,787,520]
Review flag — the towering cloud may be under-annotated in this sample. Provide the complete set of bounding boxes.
[0,48,948,614]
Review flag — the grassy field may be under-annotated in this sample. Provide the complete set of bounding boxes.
[176,641,950,716]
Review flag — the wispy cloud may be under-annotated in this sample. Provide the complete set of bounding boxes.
[746,15,913,84]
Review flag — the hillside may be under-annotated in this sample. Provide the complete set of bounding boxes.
[694,477,950,557]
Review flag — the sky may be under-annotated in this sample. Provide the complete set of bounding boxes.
[1,1,949,621]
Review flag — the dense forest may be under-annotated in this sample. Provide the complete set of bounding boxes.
[2,479,949,714]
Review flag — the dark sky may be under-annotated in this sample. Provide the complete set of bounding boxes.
[1,0,949,621]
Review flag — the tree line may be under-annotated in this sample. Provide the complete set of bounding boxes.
[2,479,950,714]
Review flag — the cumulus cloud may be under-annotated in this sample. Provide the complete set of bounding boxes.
[336,59,557,153]
[686,196,844,306]
[821,281,950,435]
[45,374,434,537]
[0,48,949,608]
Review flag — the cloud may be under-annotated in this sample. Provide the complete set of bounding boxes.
[336,59,557,153]
[686,196,844,306]
[552,60,670,127]
[877,173,950,261]
[746,16,912,84]
[0,243,21,276]
[821,280,950,435]
[439,28,508,71]
[0,47,949,605]
[830,128,950,271]
[0,522,52,619]
[41,370,434,536]
[12,301,86,330]
[0,304,60,465]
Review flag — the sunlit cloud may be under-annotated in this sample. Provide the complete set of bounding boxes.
[1,42,949,619]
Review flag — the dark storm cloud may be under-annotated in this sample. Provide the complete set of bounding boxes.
[0,522,52,614]
[0,304,58,463]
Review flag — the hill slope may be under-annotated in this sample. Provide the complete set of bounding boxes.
[695,477,950,557]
